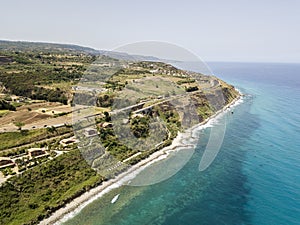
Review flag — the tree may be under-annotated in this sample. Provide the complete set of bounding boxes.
[14,121,25,131]
[47,126,56,133]
[104,111,111,122]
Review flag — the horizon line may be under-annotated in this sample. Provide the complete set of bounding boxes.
[1,38,299,65]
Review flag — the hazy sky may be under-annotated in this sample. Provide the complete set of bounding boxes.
[1,0,300,63]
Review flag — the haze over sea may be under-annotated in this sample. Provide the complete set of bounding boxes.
[63,62,300,225]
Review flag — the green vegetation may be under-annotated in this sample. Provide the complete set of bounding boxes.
[197,103,214,119]
[0,150,103,225]
[130,115,150,138]
[13,121,25,130]
[0,42,97,104]
[53,111,70,117]
[1,167,16,176]
[0,109,9,117]
[176,78,196,85]
[0,99,16,111]
[0,132,73,158]
[0,126,72,151]
[99,126,135,161]
[97,94,114,107]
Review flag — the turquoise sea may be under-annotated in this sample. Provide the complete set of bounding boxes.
[63,62,300,225]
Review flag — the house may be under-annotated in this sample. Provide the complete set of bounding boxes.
[98,122,113,128]
[0,157,15,169]
[28,148,48,158]
[60,136,79,147]
[84,128,98,137]
[132,113,144,118]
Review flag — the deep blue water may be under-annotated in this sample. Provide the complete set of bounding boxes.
[63,62,300,225]
[211,62,300,225]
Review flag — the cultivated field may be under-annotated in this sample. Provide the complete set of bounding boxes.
[0,102,72,132]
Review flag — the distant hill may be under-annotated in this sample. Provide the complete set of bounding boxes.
[102,50,160,61]
[0,40,164,62]
[0,40,101,55]
[0,40,200,106]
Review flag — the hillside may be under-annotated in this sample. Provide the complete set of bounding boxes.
[0,40,240,225]
[0,40,100,54]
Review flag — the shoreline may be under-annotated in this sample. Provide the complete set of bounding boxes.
[40,92,244,225]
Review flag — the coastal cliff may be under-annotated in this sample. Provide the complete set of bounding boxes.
[0,41,240,225]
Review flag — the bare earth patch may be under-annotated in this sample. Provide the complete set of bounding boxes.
[0,102,72,132]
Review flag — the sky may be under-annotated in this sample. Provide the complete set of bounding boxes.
[1,0,300,63]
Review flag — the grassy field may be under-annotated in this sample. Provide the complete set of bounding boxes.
[0,109,9,117]
[0,127,71,151]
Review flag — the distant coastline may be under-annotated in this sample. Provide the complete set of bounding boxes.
[40,90,243,225]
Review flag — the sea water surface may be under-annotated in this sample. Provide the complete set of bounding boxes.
[63,62,300,225]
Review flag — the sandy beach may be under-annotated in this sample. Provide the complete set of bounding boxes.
[39,93,243,225]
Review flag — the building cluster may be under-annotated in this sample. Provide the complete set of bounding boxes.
[0,147,48,170]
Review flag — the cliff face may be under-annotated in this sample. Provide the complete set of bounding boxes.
[219,81,240,105]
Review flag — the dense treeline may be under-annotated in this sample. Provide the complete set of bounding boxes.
[0,99,16,111]
[7,84,68,104]
[0,70,73,105]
